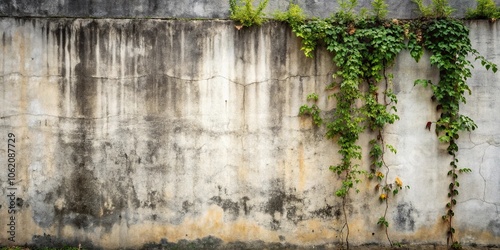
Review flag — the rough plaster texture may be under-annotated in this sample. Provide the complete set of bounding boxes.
[2,0,500,19]
[0,18,499,249]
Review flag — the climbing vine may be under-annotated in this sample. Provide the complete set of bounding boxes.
[230,0,497,248]
[295,5,409,247]
[410,18,497,248]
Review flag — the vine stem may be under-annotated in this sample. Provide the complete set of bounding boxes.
[380,64,393,246]
[342,195,350,250]
[447,154,457,247]
[379,129,393,247]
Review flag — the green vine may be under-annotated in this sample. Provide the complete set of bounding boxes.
[411,18,497,247]
[296,4,410,247]
[293,2,496,249]
[229,0,498,247]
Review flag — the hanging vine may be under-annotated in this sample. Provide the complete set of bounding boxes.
[295,7,409,248]
[232,0,498,248]
[410,18,497,248]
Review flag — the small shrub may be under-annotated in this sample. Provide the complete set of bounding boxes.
[413,0,454,18]
[273,3,306,27]
[466,0,500,19]
[229,0,269,28]
[371,0,389,20]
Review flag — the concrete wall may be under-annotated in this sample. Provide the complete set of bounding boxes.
[0,18,499,249]
[2,0,500,19]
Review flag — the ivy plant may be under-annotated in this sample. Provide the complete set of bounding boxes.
[295,1,410,246]
[227,0,498,248]
[411,18,497,248]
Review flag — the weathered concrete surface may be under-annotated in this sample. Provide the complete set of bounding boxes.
[0,18,499,249]
[1,0,500,19]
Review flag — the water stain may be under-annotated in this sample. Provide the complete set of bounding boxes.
[394,202,416,231]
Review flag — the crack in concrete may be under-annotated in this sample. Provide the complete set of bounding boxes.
[460,133,500,208]
[0,112,124,120]
[478,145,488,201]
[0,112,306,122]
[461,132,500,150]
[0,72,331,86]
[458,198,500,212]
[0,72,64,78]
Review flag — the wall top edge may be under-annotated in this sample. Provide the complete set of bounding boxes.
[2,0,500,20]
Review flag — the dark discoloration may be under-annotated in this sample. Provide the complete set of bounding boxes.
[488,218,500,236]
[311,203,336,219]
[210,196,240,220]
[143,236,342,250]
[265,189,285,218]
[31,234,100,250]
[144,190,165,209]
[143,236,223,250]
[241,196,250,216]
[394,202,416,232]
[53,19,102,231]
[182,200,194,214]
[264,179,306,229]
[62,164,101,229]
[284,194,304,224]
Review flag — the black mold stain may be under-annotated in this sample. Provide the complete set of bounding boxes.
[334,207,342,219]
[182,200,194,214]
[144,190,166,209]
[52,20,103,231]
[284,194,304,224]
[74,21,98,118]
[265,189,284,217]
[143,236,337,250]
[264,179,306,229]
[209,196,240,220]
[31,234,99,250]
[312,203,336,219]
[241,196,250,216]
[310,201,349,221]
[62,165,101,230]
[394,202,416,232]
[488,218,500,236]
[143,236,223,250]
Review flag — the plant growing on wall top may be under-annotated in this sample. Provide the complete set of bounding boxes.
[273,3,306,29]
[412,0,454,18]
[466,0,500,20]
[229,0,269,28]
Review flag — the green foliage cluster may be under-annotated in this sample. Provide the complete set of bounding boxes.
[411,18,497,246]
[371,0,389,20]
[412,0,454,18]
[466,0,500,19]
[296,2,409,246]
[229,0,269,27]
[291,0,497,248]
[273,3,307,28]
[228,0,497,248]
[336,0,360,21]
